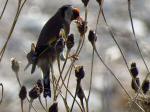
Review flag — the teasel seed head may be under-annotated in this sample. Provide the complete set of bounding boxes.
[19,86,27,101]
[76,19,88,36]
[55,38,65,54]
[11,57,20,73]
[88,30,97,45]
[36,79,43,94]
[96,0,103,6]
[81,0,89,7]
[130,62,139,78]
[49,102,58,112]
[66,34,74,50]
[29,86,40,100]
[75,65,85,80]
[142,80,149,94]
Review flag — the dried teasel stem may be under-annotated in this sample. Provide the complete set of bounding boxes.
[131,77,140,93]
[19,86,27,112]
[142,80,149,94]
[49,102,58,112]
[11,58,22,87]
[0,0,9,20]
[0,0,27,62]
[36,80,48,112]
[70,66,85,112]
[81,0,89,7]
[93,43,145,112]
[128,0,149,73]
[88,30,145,112]
[128,0,150,105]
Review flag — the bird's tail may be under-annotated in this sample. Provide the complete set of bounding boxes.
[43,70,51,98]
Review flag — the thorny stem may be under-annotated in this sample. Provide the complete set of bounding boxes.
[0,0,8,20]
[85,1,104,111]
[0,83,4,104]
[101,4,145,97]
[45,98,48,111]
[76,6,87,55]
[92,43,145,112]
[60,92,70,112]
[70,80,80,112]
[65,66,73,99]
[54,57,83,111]
[29,99,33,112]
[80,99,85,112]
[21,100,24,112]
[86,49,94,112]
[55,50,70,96]
[38,97,48,112]
[27,97,38,112]
[128,0,149,73]
[127,0,150,103]
[16,72,22,87]
[50,61,56,101]
[56,30,86,96]
[14,70,38,112]
[95,0,104,34]
[0,0,27,62]
[56,5,88,111]
[59,70,83,112]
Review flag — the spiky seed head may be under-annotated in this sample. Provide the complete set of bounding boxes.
[66,34,74,50]
[19,86,27,101]
[81,0,89,7]
[49,102,58,112]
[75,66,85,80]
[11,57,20,73]
[142,80,149,94]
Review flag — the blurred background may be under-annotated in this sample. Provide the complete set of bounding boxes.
[0,0,150,112]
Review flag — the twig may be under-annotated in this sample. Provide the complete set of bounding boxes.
[0,0,8,20]
[127,0,150,103]
[0,0,27,62]
[92,43,145,112]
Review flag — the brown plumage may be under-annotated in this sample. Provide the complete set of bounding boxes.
[30,5,81,98]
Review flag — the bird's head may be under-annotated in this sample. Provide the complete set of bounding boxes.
[60,5,81,23]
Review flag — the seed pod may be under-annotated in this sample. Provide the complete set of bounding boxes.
[96,0,103,6]
[66,34,74,50]
[11,58,20,73]
[36,79,43,94]
[75,66,85,80]
[130,62,138,78]
[49,102,58,112]
[29,86,40,100]
[76,19,88,36]
[131,77,140,92]
[88,30,97,45]
[19,86,27,101]
[142,80,149,94]
[55,38,65,54]
[81,0,89,7]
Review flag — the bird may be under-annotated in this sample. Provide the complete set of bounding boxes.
[29,5,81,98]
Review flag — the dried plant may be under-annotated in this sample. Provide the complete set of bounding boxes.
[0,0,150,112]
